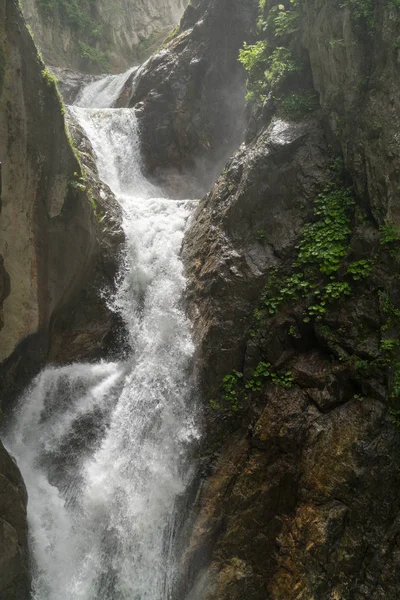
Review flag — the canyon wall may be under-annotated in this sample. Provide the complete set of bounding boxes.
[22,0,187,73]
[136,0,400,597]
[0,1,123,596]
[2,0,400,596]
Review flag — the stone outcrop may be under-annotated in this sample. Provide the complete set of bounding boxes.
[22,0,187,73]
[0,441,30,599]
[0,0,123,407]
[0,2,124,595]
[176,0,400,598]
[121,0,259,197]
[302,0,400,226]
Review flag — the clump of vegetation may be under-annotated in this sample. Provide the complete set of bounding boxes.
[342,0,375,29]
[343,0,399,32]
[41,66,58,88]
[255,229,267,243]
[210,362,294,413]
[238,39,270,101]
[238,0,321,120]
[279,91,319,119]
[258,181,355,322]
[296,187,354,274]
[380,222,400,260]
[38,0,94,32]
[238,1,304,103]
[41,67,67,115]
[347,259,373,280]
[37,0,109,71]
[69,171,87,192]
[79,42,109,71]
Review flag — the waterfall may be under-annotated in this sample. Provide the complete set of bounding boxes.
[3,73,199,600]
[75,66,139,108]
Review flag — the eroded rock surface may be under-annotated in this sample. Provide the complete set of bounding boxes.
[0,0,124,407]
[22,0,187,73]
[0,3,124,594]
[0,441,29,599]
[180,0,400,598]
[122,0,259,196]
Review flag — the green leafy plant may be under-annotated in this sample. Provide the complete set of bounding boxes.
[262,272,313,315]
[296,186,354,275]
[256,229,267,243]
[270,3,300,37]
[238,40,270,101]
[390,408,400,429]
[329,38,347,47]
[380,338,399,356]
[221,370,243,411]
[41,67,58,88]
[390,362,400,401]
[288,325,300,338]
[264,46,300,92]
[347,259,373,280]
[271,370,294,388]
[379,222,400,259]
[245,361,272,392]
[69,171,87,192]
[342,0,375,29]
[239,0,302,102]
[323,281,352,301]
[380,291,400,327]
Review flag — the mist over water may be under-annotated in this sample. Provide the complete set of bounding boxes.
[4,72,199,600]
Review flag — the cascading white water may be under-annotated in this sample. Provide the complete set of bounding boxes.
[75,66,139,108]
[3,73,199,600]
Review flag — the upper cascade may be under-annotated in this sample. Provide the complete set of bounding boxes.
[74,67,140,108]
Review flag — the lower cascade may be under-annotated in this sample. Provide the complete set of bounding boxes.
[3,74,199,600]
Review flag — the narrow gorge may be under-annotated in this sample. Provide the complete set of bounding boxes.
[1,0,400,599]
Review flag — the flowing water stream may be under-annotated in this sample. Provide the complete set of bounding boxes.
[3,70,199,600]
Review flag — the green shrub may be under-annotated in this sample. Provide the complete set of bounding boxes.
[238,0,302,102]
[270,3,300,37]
[238,40,270,101]
[265,46,300,91]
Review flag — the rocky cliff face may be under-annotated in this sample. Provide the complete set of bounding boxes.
[22,0,187,73]
[0,0,123,406]
[0,1,123,595]
[120,0,259,196]
[175,0,400,597]
[0,440,30,599]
